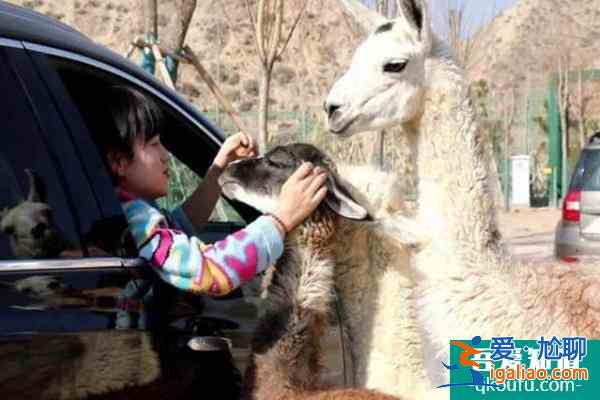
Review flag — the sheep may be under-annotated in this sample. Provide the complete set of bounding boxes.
[219,143,405,400]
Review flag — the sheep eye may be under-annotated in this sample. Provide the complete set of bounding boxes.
[3,226,15,235]
[383,61,407,73]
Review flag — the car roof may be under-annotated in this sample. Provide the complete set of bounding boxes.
[0,1,224,144]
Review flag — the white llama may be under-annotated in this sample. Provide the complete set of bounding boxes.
[326,0,600,395]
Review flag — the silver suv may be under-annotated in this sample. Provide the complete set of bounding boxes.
[555,134,600,259]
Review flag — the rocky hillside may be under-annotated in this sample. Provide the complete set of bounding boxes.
[9,0,417,185]
[467,0,600,97]
[462,0,600,199]
[8,0,363,126]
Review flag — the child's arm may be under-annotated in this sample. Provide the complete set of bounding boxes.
[124,199,283,296]
[181,132,256,231]
[179,164,222,233]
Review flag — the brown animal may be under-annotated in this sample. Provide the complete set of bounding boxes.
[220,143,402,400]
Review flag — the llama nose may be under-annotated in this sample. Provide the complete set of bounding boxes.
[325,102,342,119]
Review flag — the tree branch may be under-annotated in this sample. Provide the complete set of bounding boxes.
[244,0,263,61]
[276,0,310,59]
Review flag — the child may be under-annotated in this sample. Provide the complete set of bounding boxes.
[100,86,327,296]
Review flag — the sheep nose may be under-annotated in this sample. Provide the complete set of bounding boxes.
[325,102,342,119]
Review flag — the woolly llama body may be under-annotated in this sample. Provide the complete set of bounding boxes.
[219,143,405,400]
[326,0,600,395]
[237,153,428,398]
[331,166,426,397]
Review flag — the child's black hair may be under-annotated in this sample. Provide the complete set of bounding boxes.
[98,85,164,161]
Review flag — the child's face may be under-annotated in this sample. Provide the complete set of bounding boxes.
[113,136,170,200]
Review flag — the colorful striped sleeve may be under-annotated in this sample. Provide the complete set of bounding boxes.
[123,199,284,296]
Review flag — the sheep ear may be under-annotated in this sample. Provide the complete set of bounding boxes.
[25,169,46,203]
[324,174,369,220]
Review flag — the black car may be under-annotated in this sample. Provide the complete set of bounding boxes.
[0,2,354,399]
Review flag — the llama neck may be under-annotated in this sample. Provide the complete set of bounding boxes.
[263,210,337,315]
[415,49,501,255]
[246,226,336,396]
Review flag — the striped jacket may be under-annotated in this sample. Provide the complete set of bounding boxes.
[122,199,283,296]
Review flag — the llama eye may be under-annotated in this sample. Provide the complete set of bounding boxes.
[266,157,286,168]
[265,151,293,168]
[383,61,407,73]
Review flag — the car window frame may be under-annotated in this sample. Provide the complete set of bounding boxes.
[24,42,259,226]
[0,39,142,272]
[0,38,262,276]
[0,44,94,261]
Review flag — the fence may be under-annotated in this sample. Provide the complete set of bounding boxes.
[165,72,600,212]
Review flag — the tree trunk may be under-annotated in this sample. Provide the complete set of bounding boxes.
[578,69,586,148]
[504,118,510,211]
[561,105,569,194]
[142,0,158,39]
[558,58,570,197]
[161,0,197,53]
[258,64,273,153]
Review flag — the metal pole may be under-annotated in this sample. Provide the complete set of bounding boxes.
[504,159,510,211]
[552,168,558,208]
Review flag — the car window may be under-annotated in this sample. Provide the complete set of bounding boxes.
[44,55,245,231]
[158,155,245,223]
[570,149,600,191]
[0,50,82,260]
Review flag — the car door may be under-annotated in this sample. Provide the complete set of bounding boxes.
[0,42,246,400]
[0,43,155,399]
[28,44,263,397]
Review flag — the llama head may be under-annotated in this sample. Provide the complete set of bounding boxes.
[0,169,64,258]
[218,143,369,224]
[325,0,432,136]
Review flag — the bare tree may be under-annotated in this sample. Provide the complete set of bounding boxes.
[501,87,517,210]
[244,0,310,152]
[557,56,571,195]
[161,0,198,55]
[575,68,593,148]
[446,6,474,67]
[138,0,196,85]
[142,0,158,40]
[429,0,500,68]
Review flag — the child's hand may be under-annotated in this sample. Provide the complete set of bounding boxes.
[273,162,328,232]
[213,132,257,169]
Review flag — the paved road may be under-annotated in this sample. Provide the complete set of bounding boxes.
[505,232,555,260]
[499,208,560,262]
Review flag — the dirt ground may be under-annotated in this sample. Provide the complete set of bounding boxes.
[497,207,561,260]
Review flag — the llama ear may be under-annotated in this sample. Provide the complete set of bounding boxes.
[25,169,47,203]
[324,173,369,220]
[338,0,388,35]
[396,0,432,48]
